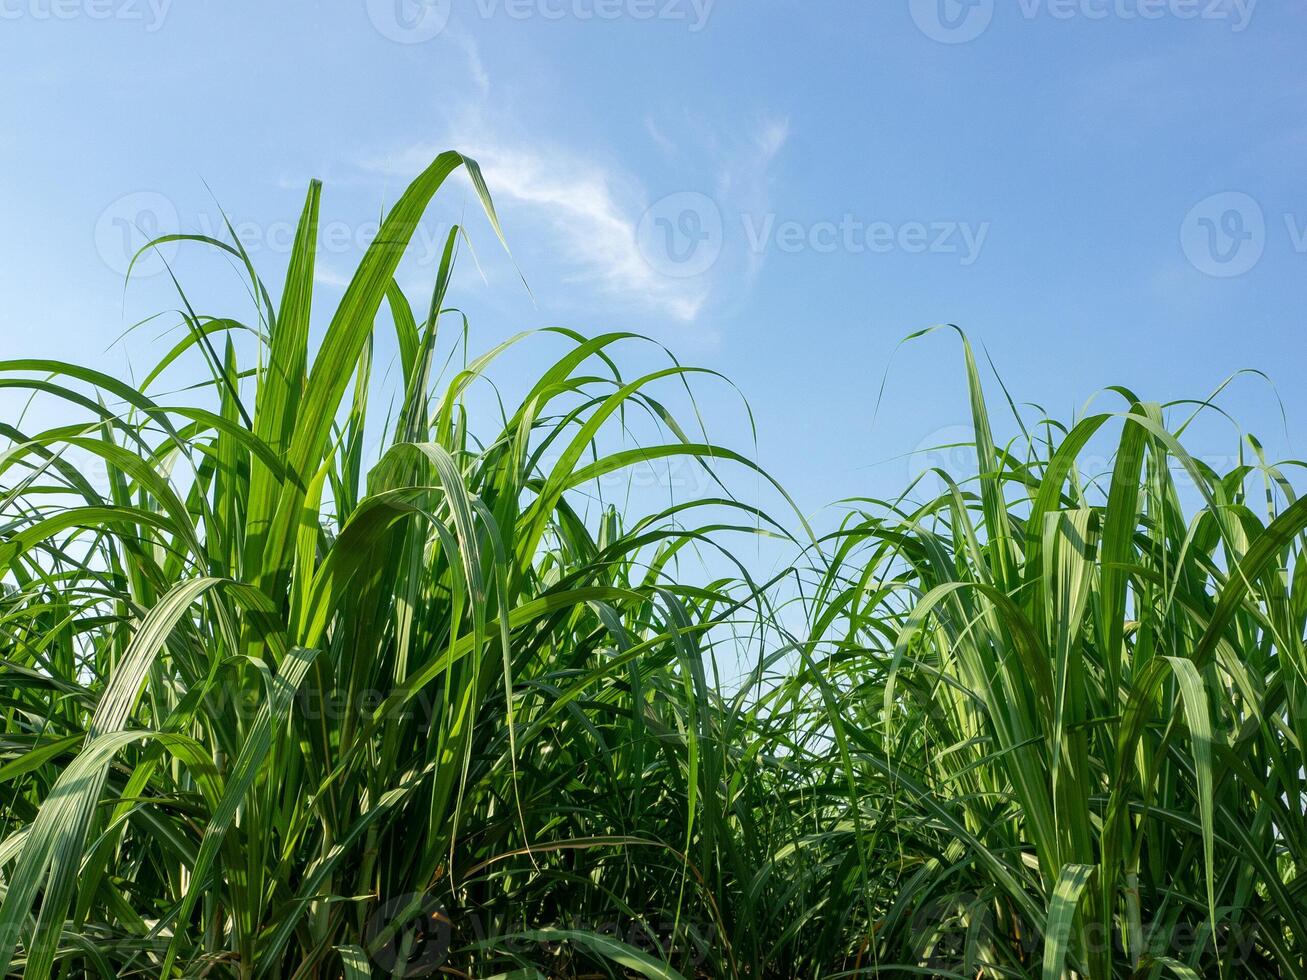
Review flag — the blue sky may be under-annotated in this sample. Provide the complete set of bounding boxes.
[2,0,1304,518]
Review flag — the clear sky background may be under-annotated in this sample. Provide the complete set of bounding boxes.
[2,0,1304,520]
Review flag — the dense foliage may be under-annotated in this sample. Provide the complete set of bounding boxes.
[1,154,1304,978]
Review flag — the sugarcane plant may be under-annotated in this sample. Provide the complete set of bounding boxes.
[1,152,1306,979]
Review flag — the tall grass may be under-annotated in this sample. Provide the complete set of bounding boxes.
[1,153,1304,979]
[807,332,1307,977]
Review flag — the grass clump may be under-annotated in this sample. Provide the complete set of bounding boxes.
[1,153,1305,979]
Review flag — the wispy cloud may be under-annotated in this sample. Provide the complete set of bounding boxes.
[364,132,711,321]
[448,31,490,96]
[360,110,789,324]
[728,114,791,288]
[754,117,791,163]
[313,264,350,289]
[645,115,677,157]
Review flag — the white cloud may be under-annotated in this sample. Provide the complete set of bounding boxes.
[645,115,677,157]
[313,265,351,288]
[448,31,490,97]
[718,114,790,292]
[360,112,790,324]
[754,116,791,163]
[365,134,711,322]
